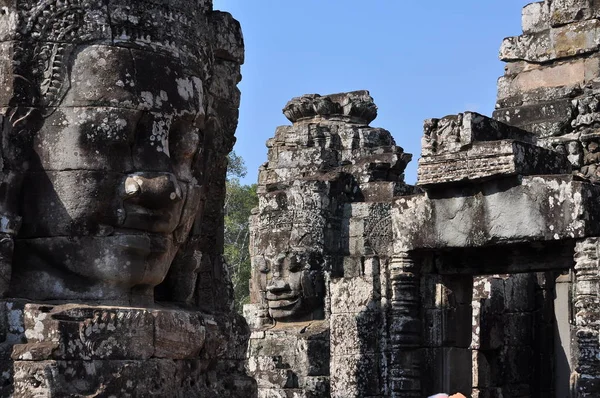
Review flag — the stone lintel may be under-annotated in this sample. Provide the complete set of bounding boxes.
[434,240,575,275]
[393,175,600,252]
[417,140,571,186]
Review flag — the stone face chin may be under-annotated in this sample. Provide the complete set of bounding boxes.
[12,234,177,303]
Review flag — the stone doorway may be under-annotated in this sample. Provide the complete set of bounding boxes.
[391,112,600,397]
[418,251,573,397]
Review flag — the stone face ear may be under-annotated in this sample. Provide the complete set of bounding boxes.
[301,269,324,302]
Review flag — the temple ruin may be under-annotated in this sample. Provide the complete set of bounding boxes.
[1,0,600,397]
[245,1,600,397]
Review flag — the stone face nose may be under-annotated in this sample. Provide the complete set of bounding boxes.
[266,278,289,293]
[122,172,183,209]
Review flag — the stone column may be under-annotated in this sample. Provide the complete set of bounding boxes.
[389,252,421,397]
[572,238,600,397]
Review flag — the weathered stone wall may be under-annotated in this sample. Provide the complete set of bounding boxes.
[470,273,557,398]
[403,109,585,396]
[494,0,600,182]
[493,2,600,395]
[247,2,600,397]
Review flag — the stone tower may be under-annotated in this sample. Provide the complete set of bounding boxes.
[244,91,413,397]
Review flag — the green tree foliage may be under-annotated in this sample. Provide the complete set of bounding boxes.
[227,151,247,180]
[224,151,258,313]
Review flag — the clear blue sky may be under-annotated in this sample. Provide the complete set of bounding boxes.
[213,0,532,185]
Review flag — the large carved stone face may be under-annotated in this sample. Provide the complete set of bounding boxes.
[9,44,204,303]
[258,248,324,322]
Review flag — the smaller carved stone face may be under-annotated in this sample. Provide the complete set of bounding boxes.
[259,249,324,321]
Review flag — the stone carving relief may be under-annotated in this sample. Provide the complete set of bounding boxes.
[422,115,463,156]
[0,0,255,396]
[571,95,600,181]
[246,91,413,397]
[547,95,600,181]
[364,203,393,257]
[251,183,330,322]
[0,0,213,305]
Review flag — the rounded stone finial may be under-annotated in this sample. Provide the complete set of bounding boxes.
[282,90,378,124]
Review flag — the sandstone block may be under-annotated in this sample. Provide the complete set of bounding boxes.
[522,2,549,34]
[500,20,600,63]
[394,176,600,252]
[497,59,586,106]
[330,312,381,356]
[283,91,377,124]
[330,277,379,314]
[550,0,600,27]
[492,98,574,138]
[210,11,245,64]
[418,140,571,186]
[421,112,535,157]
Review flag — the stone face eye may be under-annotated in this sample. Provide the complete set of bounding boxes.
[256,257,269,274]
[288,257,303,272]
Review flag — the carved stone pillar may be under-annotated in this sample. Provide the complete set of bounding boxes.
[572,238,600,397]
[389,252,421,397]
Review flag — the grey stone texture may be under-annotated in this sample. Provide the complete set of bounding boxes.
[494,0,600,184]
[0,0,255,396]
[492,5,600,393]
[246,1,600,396]
[245,91,412,397]
[418,112,571,186]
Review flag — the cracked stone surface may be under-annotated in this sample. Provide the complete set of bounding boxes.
[0,0,256,397]
[245,2,600,397]
[244,91,412,397]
